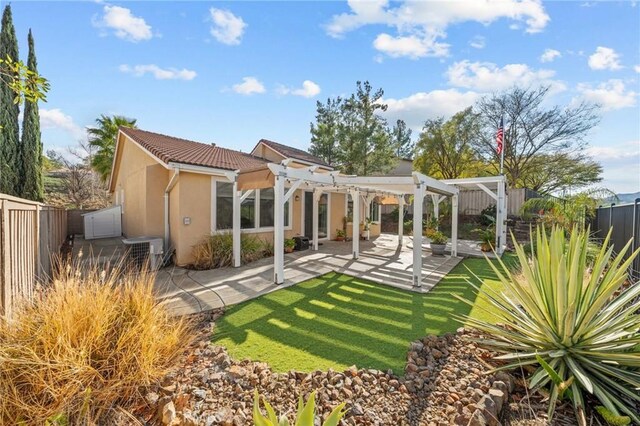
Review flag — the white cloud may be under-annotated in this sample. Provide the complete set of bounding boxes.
[383,89,481,131]
[373,32,449,59]
[634,65,640,73]
[585,141,640,161]
[232,77,265,95]
[92,5,153,42]
[576,79,637,111]
[540,48,561,63]
[588,46,622,71]
[469,35,485,49]
[40,109,85,139]
[119,64,197,80]
[278,80,321,98]
[446,60,565,92]
[209,8,246,45]
[326,0,549,59]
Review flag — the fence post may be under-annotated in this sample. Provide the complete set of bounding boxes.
[1,200,10,317]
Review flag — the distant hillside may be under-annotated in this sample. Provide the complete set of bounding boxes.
[606,192,640,204]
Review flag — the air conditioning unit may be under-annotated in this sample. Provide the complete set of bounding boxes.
[122,236,164,270]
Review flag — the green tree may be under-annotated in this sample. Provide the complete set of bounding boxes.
[309,97,342,166]
[414,107,483,179]
[0,5,20,195]
[474,86,600,187]
[391,119,413,158]
[336,81,396,175]
[87,114,137,182]
[19,29,43,201]
[518,152,603,194]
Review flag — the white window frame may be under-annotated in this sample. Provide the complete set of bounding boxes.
[369,199,381,224]
[210,177,292,234]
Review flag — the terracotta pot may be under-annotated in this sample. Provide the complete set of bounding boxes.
[335,236,345,241]
[480,242,493,252]
[284,247,294,253]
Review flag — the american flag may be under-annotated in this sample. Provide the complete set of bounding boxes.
[496,117,504,155]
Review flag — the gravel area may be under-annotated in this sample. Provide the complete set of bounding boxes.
[137,310,527,426]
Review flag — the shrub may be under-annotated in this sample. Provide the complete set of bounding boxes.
[253,390,346,426]
[428,231,448,245]
[192,233,272,269]
[479,205,496,226]
[457,226,640,425]
[0,262,192,424]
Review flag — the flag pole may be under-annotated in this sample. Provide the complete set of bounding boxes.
[499,116,505,175]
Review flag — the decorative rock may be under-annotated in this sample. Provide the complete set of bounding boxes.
[467,409,487,426]
[161,401,176,425]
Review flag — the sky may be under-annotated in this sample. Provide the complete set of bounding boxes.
[6,0,640,193]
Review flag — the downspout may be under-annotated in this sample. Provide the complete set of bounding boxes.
[164,169,180,250]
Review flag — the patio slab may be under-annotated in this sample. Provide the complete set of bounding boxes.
[155,234,464,316]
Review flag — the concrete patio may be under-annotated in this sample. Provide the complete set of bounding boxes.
[155,234,466,316]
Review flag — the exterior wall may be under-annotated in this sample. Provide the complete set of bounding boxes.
[111,135,169,238]
[254,144,286,163]
[174,172,212,266]
[329,192,346,240]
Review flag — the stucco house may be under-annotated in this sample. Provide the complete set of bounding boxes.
[109,127,384,266]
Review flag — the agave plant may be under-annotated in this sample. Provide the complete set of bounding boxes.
[253,390,346,426]
[456,226,640,425]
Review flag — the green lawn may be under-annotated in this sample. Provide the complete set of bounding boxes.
[212,255,517,373]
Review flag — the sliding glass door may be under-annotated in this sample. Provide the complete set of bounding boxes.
[304,192,328,239]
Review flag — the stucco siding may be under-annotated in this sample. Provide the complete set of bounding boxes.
[112,134,166,238]
[174,172,212,266]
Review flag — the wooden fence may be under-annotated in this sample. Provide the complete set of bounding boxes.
[458,187,540,217]
[0,193,67,317]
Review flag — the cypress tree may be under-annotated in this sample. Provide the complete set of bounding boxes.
[20,29,43,201]
[0,5,20,196]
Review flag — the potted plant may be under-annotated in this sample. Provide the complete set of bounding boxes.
[473,227,495,252]
[284,238,296,253]
[429,231,447,256]
[335,229,346,241]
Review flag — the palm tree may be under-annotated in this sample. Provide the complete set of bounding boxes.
[87,114,137,182]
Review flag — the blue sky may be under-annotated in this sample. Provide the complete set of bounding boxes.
[8,0,640,193]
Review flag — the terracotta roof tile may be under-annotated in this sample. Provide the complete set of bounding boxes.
[120,127,268,171]
[258,139,332,168]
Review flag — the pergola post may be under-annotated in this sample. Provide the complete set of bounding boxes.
[431,194,441,228]
[351,189,360,259]
[232,181,241,267]
[312,189,320,250]
[273,174,285,284]
[397,195,404,245]
[451,194,459,257]
[412,183,424,288]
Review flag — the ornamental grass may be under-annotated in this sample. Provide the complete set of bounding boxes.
[0,260,193,424]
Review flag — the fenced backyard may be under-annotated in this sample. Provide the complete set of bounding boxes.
[591,200,640,280]
[0,193,67,317]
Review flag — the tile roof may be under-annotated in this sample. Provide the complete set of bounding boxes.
[258,139,332,168]
[120,127,268,171]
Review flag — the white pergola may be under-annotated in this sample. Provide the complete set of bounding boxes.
[441,176,508,254]
[234,164,461,287]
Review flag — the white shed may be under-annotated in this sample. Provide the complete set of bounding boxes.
[83,205,122,240]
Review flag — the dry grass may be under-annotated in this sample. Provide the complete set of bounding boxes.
[0,260,193,425]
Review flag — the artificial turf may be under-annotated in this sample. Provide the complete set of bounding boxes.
[212,255,517,374]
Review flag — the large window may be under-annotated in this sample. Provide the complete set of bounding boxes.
[215,182,289,231]
[370,200,380,223]
[259,188,274,227]
[216,182,233,229]
[241,191,256,229]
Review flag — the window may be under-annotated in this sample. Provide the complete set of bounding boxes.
[216,182,233,229]
[259,188,274,227]
[215,183,290,231]
[241,191,256,229]
[370,201,380,223]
